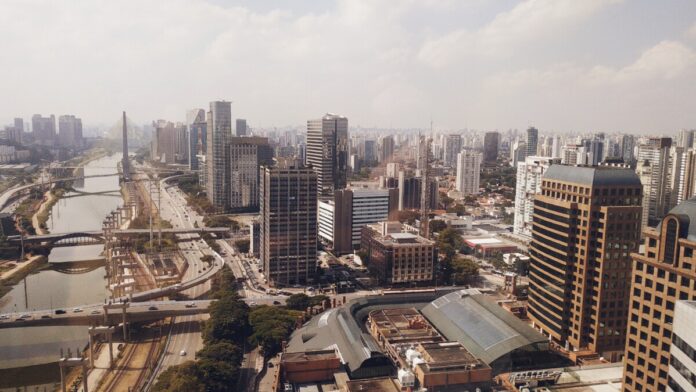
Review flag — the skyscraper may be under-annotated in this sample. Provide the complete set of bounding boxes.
[483,132,499,164]
[187,109,207,171]
[637,137,673,226]
[31,114,55,145]
[528,165,642,361]
[443,134,462,167]
[621,134,635,164]
[526,127,539,158]
[513,156,561,238]
[151,120,183,165]
[206,101,233,211]
[622,199,696,391]
[380,135,395,163]
[57,115,83,148]
[678,128,694,149]
[260,160,318,287]
[229,136,272,212]
[306,113,348,197]
[236,118,247,137]
[455,150,481,195]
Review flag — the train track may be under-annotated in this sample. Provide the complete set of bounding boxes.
[100,341,137,392]
[133,325,163,391]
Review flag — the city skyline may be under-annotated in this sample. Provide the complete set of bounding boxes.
[1,0,695,132]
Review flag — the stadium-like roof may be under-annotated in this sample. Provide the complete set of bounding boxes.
[421,289,548,365]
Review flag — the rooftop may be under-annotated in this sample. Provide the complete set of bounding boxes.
[282,349,338,363]
[659,197,696,242]
[345,377,400,392]
[543,165,641,187]
[421,289,548,366]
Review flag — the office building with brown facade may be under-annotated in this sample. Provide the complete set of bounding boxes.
[622,198,696,392]
[260,159,318,287]
[361,222,436,285]
[528,165,642,362]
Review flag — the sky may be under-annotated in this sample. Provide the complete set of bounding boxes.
[1,0,696,134]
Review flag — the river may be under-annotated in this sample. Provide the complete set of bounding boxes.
[0,155,123,385]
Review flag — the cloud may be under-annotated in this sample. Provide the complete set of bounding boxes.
[418,0,623,67]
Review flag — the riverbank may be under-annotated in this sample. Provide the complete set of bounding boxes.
[0,255,47,305]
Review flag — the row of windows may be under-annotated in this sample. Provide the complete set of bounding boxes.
[670,355,696,390]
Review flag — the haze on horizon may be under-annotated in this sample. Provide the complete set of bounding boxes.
[1,0,695,134]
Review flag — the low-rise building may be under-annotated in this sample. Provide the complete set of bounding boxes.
[463,237,519,257]
[279,350,342,385]
[361,222,436,285]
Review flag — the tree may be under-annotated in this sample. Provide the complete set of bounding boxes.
[451,258,479,285]
[248,306,302,355]
[200,255,215,265]
[195,359,240,392]
[285,293,310,310]
[430,220,447,234]
[203,293,250,345]
[398,210,419,225]
[309,294,329,308]
[196,341,242,364]
[152,361,205,392]
[234,239,250,253]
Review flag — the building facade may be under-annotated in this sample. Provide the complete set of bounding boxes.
[260,160,318,287]
[31,114,56,145]
[187,109,207,171]
[229,136,272,212]
[206,101,233,211]
[318,188,398,255]
[513,156,561,238]
[306,113,349,197]
[236,118,247,137]
[57,115,82,148]
[361,222,436,285]
[443,134,462,168]
[637,137,673,227]
[526,127,539,158]
[669,301,696,392]
[455,150,481,195]
[622,199,696,391]
[528,165,642,361]
[483,132,499,165]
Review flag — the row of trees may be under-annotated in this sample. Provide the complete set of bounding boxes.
[153,268,303,391]
[436,228,479,285]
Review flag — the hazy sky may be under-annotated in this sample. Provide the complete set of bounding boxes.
[2,0,695,133]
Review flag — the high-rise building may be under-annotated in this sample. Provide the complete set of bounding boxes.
[206,101,233,211]
[637,137,673,226]
[483,132,499,164]
[306,113,349,197]
[57,115,83,148]
[175,123,188,163]
[7,118,23,144]
[528,165,642,361]
[443,134,462,167]
[455,150,481,195]
[380,135,395,163]
[526,127,539,158]
[31,114,56,145]
[187,109,207,171]
[551,136,562,159]
[318,188,398,255]
[670,146,688,207]
[577,137,605,166]
[260,160,318,287]
[513,156,561,238]
[386,162,400,178]
[511,140,527,167]
[151,120,183,164]
[678,129,694,149]
[397,172,438,211]
[669,301,696,392]
[229,136,272,212]
[622,199,696,391]
[621,135,636,164]
[363,139,376,163]
[236,118,247,137]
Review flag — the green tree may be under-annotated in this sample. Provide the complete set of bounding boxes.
[309,294,329,308]
[196,341,242,364]
[451,258,479,285]
[203,293,250,344]
[152,361,205,392]
[234,239,250,253]
[430,220,447,234]
[195,359,240,392]
[285,293,310,310]
[248,306,301,355]
[398,210,420,225]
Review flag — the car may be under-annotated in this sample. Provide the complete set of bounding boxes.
[185,302,197,308]
[148,306,158,311]
[180,350,187,356]
[272,300,281,305]
[268,362,274,368]
[55,309,66,315]
[91,310,100,315]
[73,308,83,313]
[20,314,31,319]
[284,383,293,392]
[41,314,51,319]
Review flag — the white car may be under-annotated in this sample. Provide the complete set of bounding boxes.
[73,308,83,313]
[180,350,187,356]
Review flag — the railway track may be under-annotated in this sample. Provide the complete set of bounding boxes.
[100,341,137,392]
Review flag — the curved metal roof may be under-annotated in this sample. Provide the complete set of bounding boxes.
[543,165,641,187]
[421,289,548,365]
